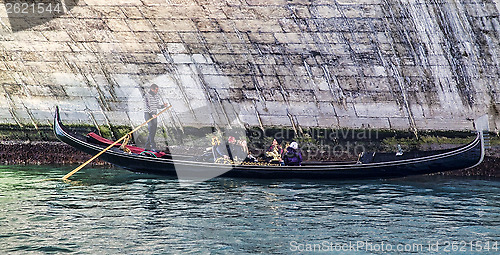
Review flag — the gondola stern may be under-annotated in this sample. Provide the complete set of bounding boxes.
[467,114,490,169]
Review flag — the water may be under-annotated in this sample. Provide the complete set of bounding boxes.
[0,165,498,254]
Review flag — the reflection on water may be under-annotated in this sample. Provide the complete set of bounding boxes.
[0,165,499,254]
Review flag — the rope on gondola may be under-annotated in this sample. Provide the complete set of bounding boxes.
[140,151,158,158]
[119,134,132,154]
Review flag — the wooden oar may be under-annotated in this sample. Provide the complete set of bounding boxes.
[61,105,172,180]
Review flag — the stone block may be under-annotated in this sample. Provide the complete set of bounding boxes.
[92,6,128,18]
[25,85,52,97]
[296,115,319,127]
[260,114,291,126]
[28,109,54,123]
[161,87,184,100]
[194,19,222,32]
[362,65,387,77]
[171,54,193,63]
[217,64,250,75]
[313,5,342,18]
[84,0,143,5]
[261,89,284,101]
[255,100,288,116]
[207,44,233,54]
[331,102,357,117]
[387,117,412,130]
[337,116,391,129]
[177,75,200,89]
[339,4,382,19]
[65,86,99,97]
[198,64,219,75]
[317,117,339,127]
[330,65,360,77]
[336,0,382,4]
[242,89,261,100]
[354,102,403,118]
[362,77,392,92]
[314,90,335,102]
[277,18,305,33]
[312,76,336,91]
[288,4,311,18]
[287,101,319,115]
[234,19,283,33]
[106,111,130,123]
[202,5,229,19]
[238,114,260,126]
[247,32,277,44]
[211,54,236,64]
[317,102,335,115]
[203,74,234,89]
[245,0,288,6]
[287,90,317,102]
[275,76,305,90]
[154,19,196,32]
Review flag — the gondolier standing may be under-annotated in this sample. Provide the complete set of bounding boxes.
[143,84,168,151]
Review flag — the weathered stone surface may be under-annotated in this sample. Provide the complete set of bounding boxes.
[0,0,498,132]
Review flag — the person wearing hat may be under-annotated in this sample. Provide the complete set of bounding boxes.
[283,141,302,166]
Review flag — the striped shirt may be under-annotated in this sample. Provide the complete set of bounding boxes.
[144,91,162,113]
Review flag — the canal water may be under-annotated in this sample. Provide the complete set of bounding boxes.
[0,165,498,254]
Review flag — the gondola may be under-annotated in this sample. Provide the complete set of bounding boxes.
[54,107,486,181]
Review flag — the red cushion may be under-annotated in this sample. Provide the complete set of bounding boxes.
[87,132,167,158]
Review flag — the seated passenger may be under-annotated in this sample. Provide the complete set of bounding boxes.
[266,139,283,163]
[283,142,302,166]
[228,136,250,162]
[211,135,227,160]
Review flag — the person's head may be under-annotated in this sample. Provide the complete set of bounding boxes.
[290,142,298,150]
[150,84,159,94]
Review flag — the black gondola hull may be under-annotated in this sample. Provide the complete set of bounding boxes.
[54,107,484,180]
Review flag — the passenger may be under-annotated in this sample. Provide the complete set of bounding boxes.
[209,135,225,161]
[283,142,302,166]
[212,136,241,161]
[266,139,283,163]
[228,136,251,162]
[237,138,249,156]
[212,135,255,163]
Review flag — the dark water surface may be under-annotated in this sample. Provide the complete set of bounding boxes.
[0,165,498,254]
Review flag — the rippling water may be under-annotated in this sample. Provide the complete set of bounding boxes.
[0,165,499,254]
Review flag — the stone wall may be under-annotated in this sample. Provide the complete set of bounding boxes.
[0,0,499,132]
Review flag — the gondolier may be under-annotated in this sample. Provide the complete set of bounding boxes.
[143,84,168,151]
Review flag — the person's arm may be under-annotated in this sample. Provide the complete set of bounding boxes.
[156,94,168,108]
